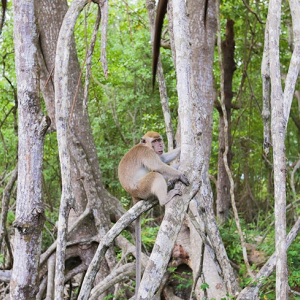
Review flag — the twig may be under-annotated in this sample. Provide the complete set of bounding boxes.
[241,0,265,24]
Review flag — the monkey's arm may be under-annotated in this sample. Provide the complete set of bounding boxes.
[146,154,189,185]
[160,147,181,163]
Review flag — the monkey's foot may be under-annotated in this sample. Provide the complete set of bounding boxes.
[160,188,182,206]
[167,178,177,190]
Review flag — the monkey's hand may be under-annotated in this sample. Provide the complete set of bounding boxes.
[179,174,190,186]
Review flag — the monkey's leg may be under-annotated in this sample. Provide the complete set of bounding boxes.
[143,172,183,206]
[149,173,168,205]
[136,172,168,206]
[135,215,141,298]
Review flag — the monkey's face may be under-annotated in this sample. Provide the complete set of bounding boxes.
[141,132,164,155]
[151,138,164,155]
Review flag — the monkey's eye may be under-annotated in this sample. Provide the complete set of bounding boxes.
[152,139,162,144]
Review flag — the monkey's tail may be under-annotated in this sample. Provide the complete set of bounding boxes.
[134,198,142,298]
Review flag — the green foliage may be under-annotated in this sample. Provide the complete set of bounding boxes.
[41,210,58,252]
[288,236,300,290]
[6,210,15,225]
[220,216,300,298]
[170,270,193,290]
[141,218,159,251]
[219,220,244,264]
[201,282,210,291]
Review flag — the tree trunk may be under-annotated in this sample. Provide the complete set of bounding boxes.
[216,19,235,224]
[11,1,50,298]
[188,0,239,296]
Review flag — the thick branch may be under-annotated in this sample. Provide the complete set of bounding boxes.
[78,199,158,300]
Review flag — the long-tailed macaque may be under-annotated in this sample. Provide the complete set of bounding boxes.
[118,131,189,297]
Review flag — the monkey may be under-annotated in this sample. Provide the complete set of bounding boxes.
[118,131,189,206]
[152,0,209,87]
[118,131,189,297]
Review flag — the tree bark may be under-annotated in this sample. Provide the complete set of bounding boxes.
[11,1,50,298]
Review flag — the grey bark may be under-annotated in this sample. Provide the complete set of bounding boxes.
[53,2,87,297]
[261,19,271,156]
[11,1,50,298]
[268,0,288,296]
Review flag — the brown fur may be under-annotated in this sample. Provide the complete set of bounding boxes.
[118,133,188,205]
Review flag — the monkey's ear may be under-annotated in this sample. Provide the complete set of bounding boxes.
[141,138,146,144]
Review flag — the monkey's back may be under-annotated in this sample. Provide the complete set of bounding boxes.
[118,144,157,193]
